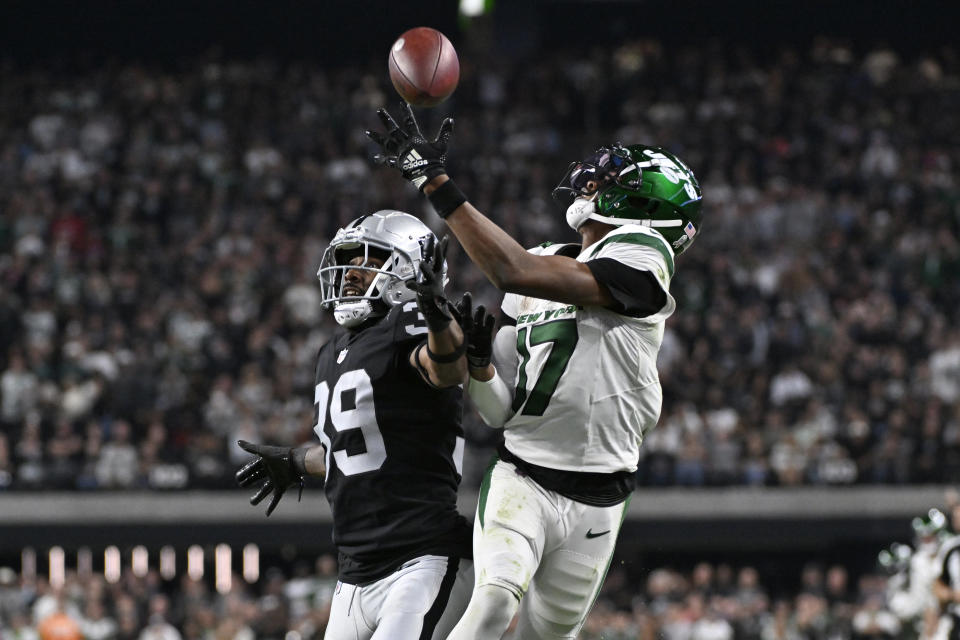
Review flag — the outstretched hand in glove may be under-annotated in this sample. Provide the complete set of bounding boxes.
[235,440,306,517]
[365,102,454,191]
[407,234,454,332]
[456,292,496,371]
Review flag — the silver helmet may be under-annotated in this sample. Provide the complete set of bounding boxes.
[317,211,444,327]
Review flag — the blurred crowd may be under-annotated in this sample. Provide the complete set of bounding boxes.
[1,36,959,491]
[0,554,340,640]
[0,534,943,640]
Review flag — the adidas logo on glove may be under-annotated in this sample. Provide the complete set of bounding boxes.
[401,149,429,171]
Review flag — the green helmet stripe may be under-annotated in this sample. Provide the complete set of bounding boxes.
[588,232,675,278]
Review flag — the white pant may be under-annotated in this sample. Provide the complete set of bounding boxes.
[473,460,630,639]
[325,554,473,640]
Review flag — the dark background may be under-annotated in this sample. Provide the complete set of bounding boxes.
[0,0,956,66]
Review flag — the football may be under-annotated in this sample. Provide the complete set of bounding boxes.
[388,27,459,107]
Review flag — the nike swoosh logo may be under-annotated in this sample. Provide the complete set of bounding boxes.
[586,529,610,539]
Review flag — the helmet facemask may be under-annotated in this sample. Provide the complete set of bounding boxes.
[552,144,639,209]
[317,211,440,328]
[318,241,415,328]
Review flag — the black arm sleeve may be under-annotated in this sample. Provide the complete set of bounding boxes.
[585,257,667,318]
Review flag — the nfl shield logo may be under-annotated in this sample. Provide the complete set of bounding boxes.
[337,349,348,364]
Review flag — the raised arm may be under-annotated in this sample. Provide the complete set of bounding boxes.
[455,292,516,428]
[428,177,614,306]
[365,104,614,306]
[409,310,466,388]
[405,235,467,388]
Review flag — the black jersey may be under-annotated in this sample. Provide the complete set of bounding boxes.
[941,535,960,616]
[314,301,471,584]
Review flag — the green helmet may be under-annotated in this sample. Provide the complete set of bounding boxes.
[912,508,947,537]
[553,143,703,255]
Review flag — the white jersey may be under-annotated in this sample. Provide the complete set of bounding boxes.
[498,225,676,473]
[890,543,941,620]
[909,543,941,615]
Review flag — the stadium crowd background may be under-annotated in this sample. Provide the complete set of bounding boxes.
[0,549,915,640]
[2,1,960,636]
[1,38,959,493]
[2,502,958,639]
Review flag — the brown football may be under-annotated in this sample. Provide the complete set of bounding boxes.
[388,27,459,107]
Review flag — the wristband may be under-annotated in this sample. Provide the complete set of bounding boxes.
[467,351,492,370]
[413,344,432,378]
[412,344,441,389]
[427,179,468,218]
[426,340,467,363]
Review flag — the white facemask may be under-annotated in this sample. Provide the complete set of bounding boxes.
[565,197,597,231]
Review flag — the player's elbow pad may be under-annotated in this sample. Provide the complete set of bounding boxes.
[468,369,514,428]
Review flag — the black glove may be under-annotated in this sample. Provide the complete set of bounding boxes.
[235,440,305,517]
[365,102,454,191]
[456,292,496,369]
[406,235,454,332]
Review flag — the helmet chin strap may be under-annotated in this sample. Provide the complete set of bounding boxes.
[334,299,390,327]
[334,300,374,327]
[334,272,390,327]
[565,197,599,231]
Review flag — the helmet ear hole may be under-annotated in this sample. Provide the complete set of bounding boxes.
[625,196,658,213]
[381,278,415,306]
